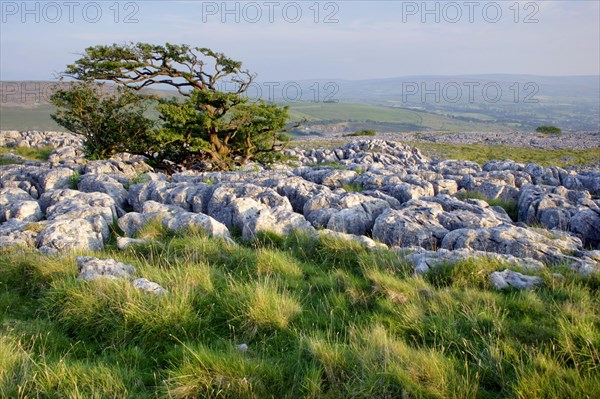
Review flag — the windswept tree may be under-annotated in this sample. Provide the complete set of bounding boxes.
[51,43,297,170]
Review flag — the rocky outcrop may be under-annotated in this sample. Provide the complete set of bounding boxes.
[37,219,106,254]
[372,201,448,249]
[206,183,314,240]
[0,219,38,249]
[78,174,129,209]
[440,225,582,265]
[304,192,389,235]
[371,195,511,249]
[518,184,600,247]
[401,248,544,274]
[1,132,598,276]
[0,130,83,149]
[118,201,230,240]
[0,187,42,222]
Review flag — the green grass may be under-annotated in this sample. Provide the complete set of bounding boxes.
[0,145,53,165]
[409,142,600,167]
[288,102,510,132]
[0,229,598,398]
[342,182,363,193]
[2,101,509,134]
[69,170,81,190]
[0,105,63,131]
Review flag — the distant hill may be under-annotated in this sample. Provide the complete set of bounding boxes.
[2,75,598,132]
[260,75,600,132]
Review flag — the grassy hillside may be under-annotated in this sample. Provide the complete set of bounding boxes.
[0,105,63,131]
[3,76,599,132]
[1,80,511,133]
[0,101,508,133]
[1,228,598,398]
[287,102,509,132]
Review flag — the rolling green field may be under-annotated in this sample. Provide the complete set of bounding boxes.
[287,103,508,132]
[0,105,63,132]
[1,101,508,133]
[1,228,599,398]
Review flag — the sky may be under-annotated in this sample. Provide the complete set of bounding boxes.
[1,0,599,81]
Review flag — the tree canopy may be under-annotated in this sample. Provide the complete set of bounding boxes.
[51,42,296,171]
[536,125,562,135]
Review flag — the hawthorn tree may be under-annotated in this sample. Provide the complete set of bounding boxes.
[52,42,296,170]
[536,125,562,135]
[50,82,158,160]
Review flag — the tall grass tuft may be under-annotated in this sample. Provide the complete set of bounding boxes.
[0,228,598,398]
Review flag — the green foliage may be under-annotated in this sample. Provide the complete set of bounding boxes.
[69,170,81,190]
[52,42,295,171]
[124,174,151,190]
[50,82,157,160]
[1,231,599,398]
[156,89,290,169]
[342,182,363,193]
[345,129,376,137]
[536,125,562,135]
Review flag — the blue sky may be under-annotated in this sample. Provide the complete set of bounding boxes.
[1,1,599,81]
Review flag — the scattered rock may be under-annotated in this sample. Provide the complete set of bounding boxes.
[319,229,388,250]
[132,278,166,295]
[116,237,149,250]
[488,269,543,290]
[76,256,136,281]
[402,248,545,274]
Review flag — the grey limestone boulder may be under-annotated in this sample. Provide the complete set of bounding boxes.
[77,256,136,281]
[488,269,543,290]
